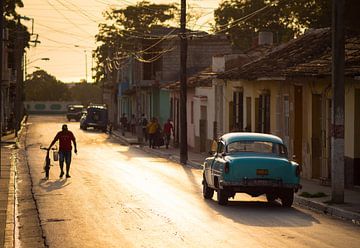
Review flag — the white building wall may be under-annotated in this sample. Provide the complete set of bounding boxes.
[194,86,215,141]
[187,90,195,148]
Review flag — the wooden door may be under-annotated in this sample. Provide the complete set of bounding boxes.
[229,101,233,131]
[200,106,208,152]
[294,86,303,164]
[354,89,360,185]
[312,94,322,179]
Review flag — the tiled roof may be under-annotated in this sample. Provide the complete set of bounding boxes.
[220,28,360,79]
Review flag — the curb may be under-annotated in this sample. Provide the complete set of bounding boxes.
[294,195,360,225]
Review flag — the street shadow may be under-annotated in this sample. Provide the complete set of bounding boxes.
[38,178,71,192]
[203,198,320,227]
[180,164,202,193]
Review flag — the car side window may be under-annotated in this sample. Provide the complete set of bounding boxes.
[217,141,225,154]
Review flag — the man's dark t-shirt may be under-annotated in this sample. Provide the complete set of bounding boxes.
[54,131,76,151]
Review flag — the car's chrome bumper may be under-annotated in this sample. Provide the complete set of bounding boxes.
[220,179,301,190]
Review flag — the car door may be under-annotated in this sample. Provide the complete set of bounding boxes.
[210,140,226,186]
[205,140,217,187]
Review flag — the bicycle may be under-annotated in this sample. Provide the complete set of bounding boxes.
[40,145,58,180]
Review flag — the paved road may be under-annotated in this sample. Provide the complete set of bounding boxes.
[22,115,359,248]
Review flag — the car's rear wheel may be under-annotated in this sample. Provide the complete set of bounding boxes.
[217,189,228,205]
[280,189,294,207]
[266,193,277,202]
[202,178,214,199]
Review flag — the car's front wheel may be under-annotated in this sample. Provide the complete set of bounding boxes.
[217,189,228,205]
[202,178,214,199]
[280,189,294,207]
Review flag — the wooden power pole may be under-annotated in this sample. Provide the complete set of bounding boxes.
[180,0,188,164]
[331,0,345,203]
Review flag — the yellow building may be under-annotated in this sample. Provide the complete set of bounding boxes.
[218,28,360,187]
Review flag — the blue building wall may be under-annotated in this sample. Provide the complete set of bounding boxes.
[159,89,170,126]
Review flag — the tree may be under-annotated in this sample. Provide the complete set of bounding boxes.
[24,70,71,101]
[69,83,102,106]
[4,0,31,52]
[93,1,178,83]
[214,0,296,50]
[213,0,360,50]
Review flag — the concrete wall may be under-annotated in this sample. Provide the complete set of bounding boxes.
[24,101,80,114]
[193,86,215,152]
[161,38,232,82]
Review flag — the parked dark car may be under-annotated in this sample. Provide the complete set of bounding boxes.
[66,104,84,121]
[80,104,108,132]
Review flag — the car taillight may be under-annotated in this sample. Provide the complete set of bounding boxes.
[224,162,230,173]
[295,165,301,177]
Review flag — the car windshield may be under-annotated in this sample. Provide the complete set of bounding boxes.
[227,140,288,157]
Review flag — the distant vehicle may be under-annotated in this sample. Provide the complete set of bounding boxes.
[80,104,108,132]
[202,132,301,207]
[66,104,84,121]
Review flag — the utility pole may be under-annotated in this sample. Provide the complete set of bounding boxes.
[85,50,88,82]
[0,0,4,177]
[0,0,3,139]
[179,0,188,164]
[331,0,345,203]
[14,18,24,137]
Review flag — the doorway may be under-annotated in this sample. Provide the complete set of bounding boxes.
[294,86,303,164]
[354,89,360,185]
[312,94,322,179]
[200,106,208,152]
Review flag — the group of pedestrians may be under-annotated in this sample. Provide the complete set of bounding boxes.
[44,115,173,180]
[120,113,174,149]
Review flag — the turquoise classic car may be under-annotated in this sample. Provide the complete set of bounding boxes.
[202,132,301,207]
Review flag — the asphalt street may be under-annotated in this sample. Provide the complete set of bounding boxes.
[19,115,360,248]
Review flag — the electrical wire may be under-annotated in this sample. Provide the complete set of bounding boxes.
[58,0,102,23]
[46,0,94,37]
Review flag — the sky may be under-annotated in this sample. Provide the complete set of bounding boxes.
[18,0,221,83]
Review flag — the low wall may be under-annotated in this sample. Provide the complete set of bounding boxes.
[24,101,80,114]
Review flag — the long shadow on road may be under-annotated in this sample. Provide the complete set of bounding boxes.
[204,198,320,227]
[38,178,71,192]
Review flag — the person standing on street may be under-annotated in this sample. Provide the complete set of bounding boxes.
[120,113,128,136]
[147,117,159,148]
[140,114,148,142]
[49,124,77,178]
[130,114,137,135]
[163,119,174,149]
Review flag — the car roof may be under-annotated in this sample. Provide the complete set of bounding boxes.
[68,104,84,108]
[220,132,284,145]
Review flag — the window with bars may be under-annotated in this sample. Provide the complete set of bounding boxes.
[232,91,244,131]
[257,92,270,133]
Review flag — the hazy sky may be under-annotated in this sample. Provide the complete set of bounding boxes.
[19,0,220,83]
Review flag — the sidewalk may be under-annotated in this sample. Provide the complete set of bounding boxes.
[0,132,17,247]
[112,130,360,225]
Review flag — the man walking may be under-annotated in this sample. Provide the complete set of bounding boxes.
[120,113,128,136]
[163,119,174,149]
[49,124,77,178]
[140,114,148,142]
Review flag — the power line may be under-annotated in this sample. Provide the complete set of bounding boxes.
[58,0,102,23]
[46,0,94,37]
